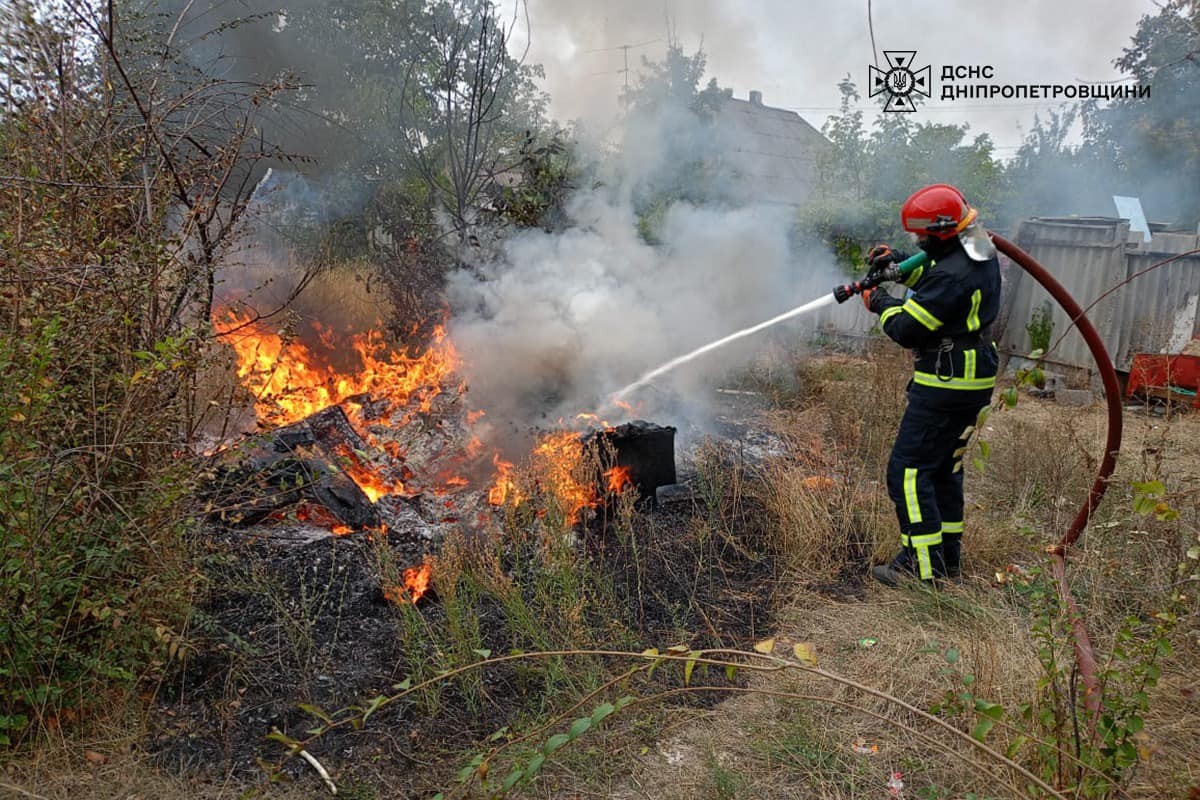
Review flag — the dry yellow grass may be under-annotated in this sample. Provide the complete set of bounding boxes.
[601,355,1200,800]
[8,347,1199,800]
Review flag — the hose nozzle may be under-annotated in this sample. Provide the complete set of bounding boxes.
[831,251,929,304]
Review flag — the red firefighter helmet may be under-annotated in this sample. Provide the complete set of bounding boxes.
[901,183,995,260]
[900,183,977,239]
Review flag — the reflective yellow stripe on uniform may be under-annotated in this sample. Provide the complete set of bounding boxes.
[913,371,996,391]
[903,468,922,524]
[941,521,964,534]
[902,299,943,331]
[879,305,903,326]
[909,532,943,579]
[903,264,925,287]
[967,289,982,332]
[964,348,977,381]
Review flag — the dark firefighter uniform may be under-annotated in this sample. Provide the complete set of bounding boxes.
[865,187,1002,584]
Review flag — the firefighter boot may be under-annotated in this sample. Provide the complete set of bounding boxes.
[942,533,963,582]
[871,545,946,587]
[870,548,915,587]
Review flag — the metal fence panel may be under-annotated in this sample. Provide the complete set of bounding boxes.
[999,219,1200,373]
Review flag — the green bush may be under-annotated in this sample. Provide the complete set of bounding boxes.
[0,296,201,747]
[0,103,204,747]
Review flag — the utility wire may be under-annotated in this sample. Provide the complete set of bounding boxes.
[867,0,879,68]
[580,37,662,55]
[778,101,1082,112]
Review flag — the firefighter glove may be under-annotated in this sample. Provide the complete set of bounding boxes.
[866,244,908,271]
[861,287,874,312]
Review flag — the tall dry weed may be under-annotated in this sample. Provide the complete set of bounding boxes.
[760,340,910,582]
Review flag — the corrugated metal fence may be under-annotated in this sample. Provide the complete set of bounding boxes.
[998,218,1200,373]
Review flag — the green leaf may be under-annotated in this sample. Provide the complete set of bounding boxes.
[684,652,699,686]
[1116,741,1138,769]
[591,703,616,725]
[391,678,412,691]
[1005,735,1028,759]
[523,753,546,781]
[972,456,987,474]
[1003,386,1018,408]
[974,699,1004,720]
[361,694,387,722]
[643,648,665,680]
[568,717,592,739]
[725,664,738,682]
[978,439,991,460]
[971,718,996,741]
[502,769,524,791]
[266,728,299,748]
[297,703,333,724]
[1028,348,1045,360]
[456,753,484,783]
[1126,715,1145,734]
[944,647,960,664]
[1132,480,1165,497]
[614,696,635,712]
[543,733,570,755]
[472,648,492,659]
[1133,496,1158,515]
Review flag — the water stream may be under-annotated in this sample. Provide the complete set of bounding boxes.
[611,292,837,403]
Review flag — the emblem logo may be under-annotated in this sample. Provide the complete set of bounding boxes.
[869,51,931,112]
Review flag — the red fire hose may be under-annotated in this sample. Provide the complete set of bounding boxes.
[991,232,1124,729]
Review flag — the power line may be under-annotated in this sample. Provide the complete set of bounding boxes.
[778,101,1083,112]
[580,37,663,90]
[580,37,662,55]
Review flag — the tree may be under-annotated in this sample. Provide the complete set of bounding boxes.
[1,0,301,745]
[1003,107,1107,224]
[1084,0,1200,227]
[801,77,1004,268]
[397,0,548,240]
[818,76,869,201]
[616,40,732,240]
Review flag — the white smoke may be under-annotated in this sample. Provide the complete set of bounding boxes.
[446,186,842,452]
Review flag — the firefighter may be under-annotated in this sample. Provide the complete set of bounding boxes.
[861,183,1001,586]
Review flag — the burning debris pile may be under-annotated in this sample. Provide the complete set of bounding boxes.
[159,301,782,784]
[205,306,681,594]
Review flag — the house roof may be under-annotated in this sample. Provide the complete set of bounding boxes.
[714,91,832,207]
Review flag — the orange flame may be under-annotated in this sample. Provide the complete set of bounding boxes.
[385,562,433,605]
[488,454,520,507]
[604,465,633,494]
[213,312,459,428]
[336,445,403,502]
[532,431,597,525]
[612,398,637,415]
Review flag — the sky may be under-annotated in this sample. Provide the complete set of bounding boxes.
[511,0,1161,157]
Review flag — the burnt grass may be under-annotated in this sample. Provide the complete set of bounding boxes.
[152,483,778,794]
